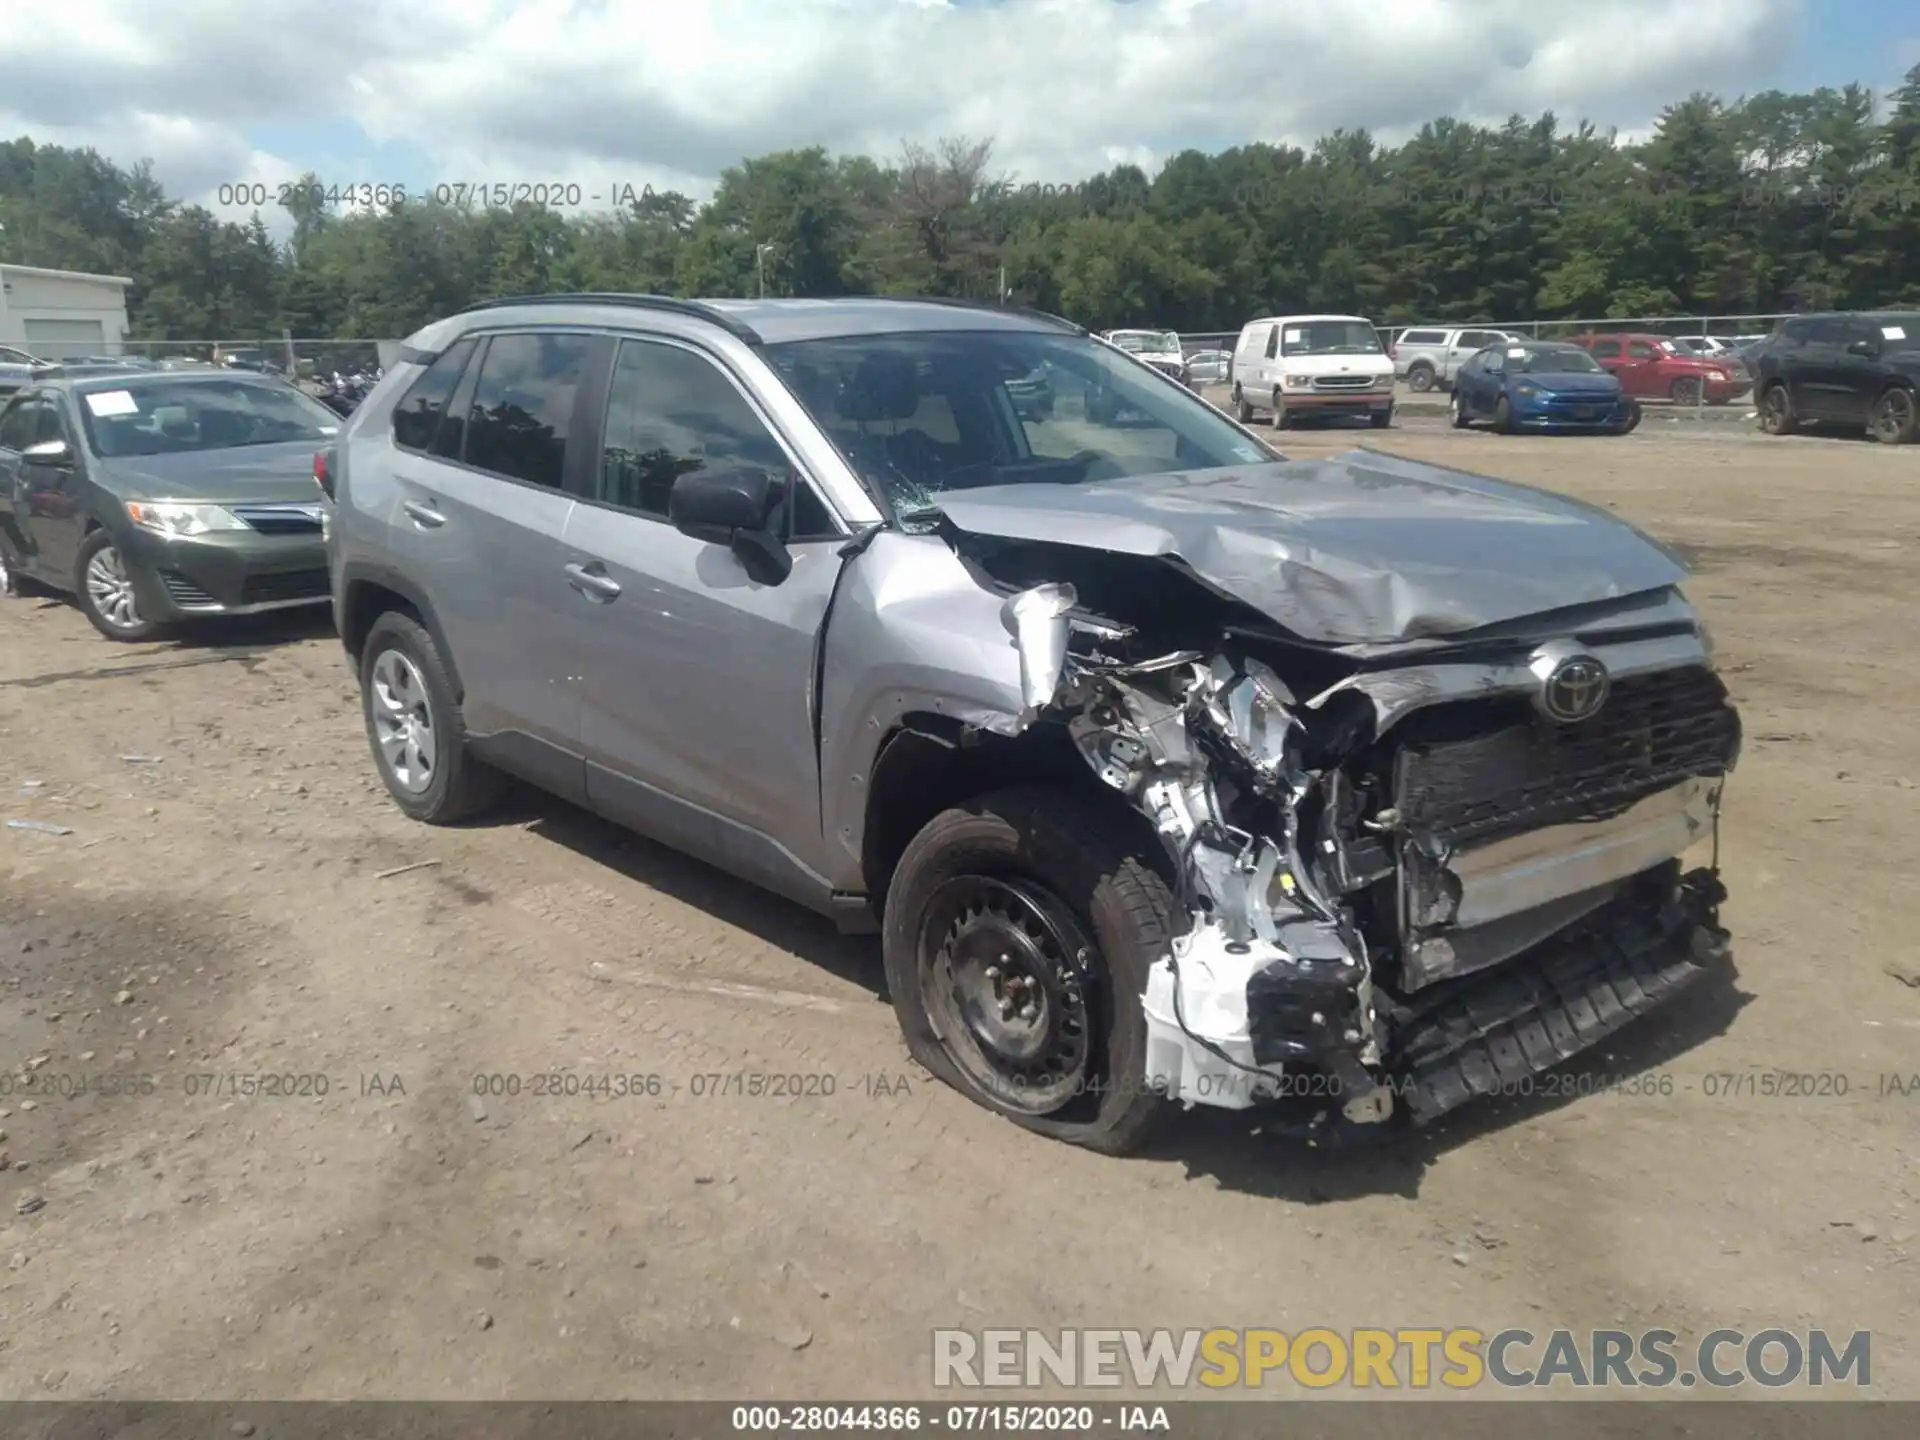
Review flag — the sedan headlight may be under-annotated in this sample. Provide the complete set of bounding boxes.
[124,501,249,537]
[1514,383,1541,399]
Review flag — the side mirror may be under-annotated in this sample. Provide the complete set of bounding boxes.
[1847,338,1879,357]
[21,438,70,466]
[668,466,792,585]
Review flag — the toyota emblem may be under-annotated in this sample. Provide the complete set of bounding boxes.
[1541,655,1610,723]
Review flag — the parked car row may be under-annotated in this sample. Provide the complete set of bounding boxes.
[1,295,1745,1159]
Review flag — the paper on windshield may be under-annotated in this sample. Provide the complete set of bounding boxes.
[1507,347,1528,357]
[1283,329,1303,344]
[1883,326,1906,340]
[84,390,139,417]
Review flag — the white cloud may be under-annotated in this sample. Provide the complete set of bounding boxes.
[1,0,1808,215]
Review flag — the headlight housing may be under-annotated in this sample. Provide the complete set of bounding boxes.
[1514,382,1541,399]
[1283,374,1313,390]
[124,501,249,537]
[1375,372,1396,389]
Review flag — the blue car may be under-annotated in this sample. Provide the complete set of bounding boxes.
[1451,340,1641,434]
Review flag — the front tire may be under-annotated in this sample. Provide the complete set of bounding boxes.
[1271,389,1291,430]
[1869,386,1918,445]
[1669,377,1703,406]
[1612,399,1642,435]
[1493,395,1515,434]
[1450,392,1471,429]
[76,530,166,642]
[882,787,1178,1156]
[1370,407,1393,429]
[359,611,506,824]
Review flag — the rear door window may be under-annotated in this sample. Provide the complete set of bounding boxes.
[1590,339,1621,361]
[1627,341,1658,361]
[392,337,478,453]
[460,332,593,489]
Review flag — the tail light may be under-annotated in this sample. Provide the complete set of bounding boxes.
[314,447,335,501]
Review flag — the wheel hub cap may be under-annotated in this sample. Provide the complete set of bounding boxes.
[370,648,437,794]
[85,546,141,629]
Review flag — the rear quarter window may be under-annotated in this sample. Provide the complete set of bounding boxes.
[1400,330,1445,345]
[392,337,479,452]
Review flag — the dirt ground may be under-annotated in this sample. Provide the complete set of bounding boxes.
[1,415,1915,1402]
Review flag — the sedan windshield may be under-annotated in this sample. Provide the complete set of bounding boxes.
[767,330,1273,521]
[79,378,340,458]
[1511,348,1605,375]
[1281,321,1381,356]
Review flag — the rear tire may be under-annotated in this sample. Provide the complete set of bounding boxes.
[1759,382,1798,436]
[1407,363,1436,393]
[359,611,507,824]
[1233,385,1253,424]
[882,787,1178,1156]
[1868,386,1918,445]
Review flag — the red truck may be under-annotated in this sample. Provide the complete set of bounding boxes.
[1568,333,1749,406]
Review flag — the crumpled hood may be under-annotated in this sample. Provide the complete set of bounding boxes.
[932,449,1690,645]
[95,441,331,503]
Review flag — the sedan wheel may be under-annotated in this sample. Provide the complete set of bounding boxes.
[0,546,14,597]
[1450,392,1470,429]
[369,647,439,795]
[76,531,163,641]
[1869,387,1918,445]
[86,547,140,628]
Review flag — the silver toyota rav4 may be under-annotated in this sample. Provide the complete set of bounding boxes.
[323,294,1741,1155]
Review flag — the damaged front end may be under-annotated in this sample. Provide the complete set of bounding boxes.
[996,579,1741,1132]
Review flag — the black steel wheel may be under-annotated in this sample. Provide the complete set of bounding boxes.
[882,787,1177,1155]
[917,875,1095,1115]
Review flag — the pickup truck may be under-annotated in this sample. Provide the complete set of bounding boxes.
[1390,326,1525,392]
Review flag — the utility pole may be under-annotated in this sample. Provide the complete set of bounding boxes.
[999,264,1007,305]
[756,243,776,299]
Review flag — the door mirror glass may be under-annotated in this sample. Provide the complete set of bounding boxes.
[21,438,70,464]
[669,466,792,584]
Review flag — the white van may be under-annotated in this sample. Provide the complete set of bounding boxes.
[1229,314,1395,429]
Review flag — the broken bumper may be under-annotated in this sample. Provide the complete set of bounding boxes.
[1142,866,1729,1124]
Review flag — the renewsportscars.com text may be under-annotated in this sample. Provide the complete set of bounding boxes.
[932,1327,1872,1390]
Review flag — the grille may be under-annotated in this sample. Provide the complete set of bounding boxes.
[158,571,219,608]
[1313,374,1373,390]
[240,569,330,605]
[1148,360,1185,378]
[231,504,323,534]
[1391,666,1741,847]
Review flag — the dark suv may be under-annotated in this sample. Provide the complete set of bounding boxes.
[324,293,1740,1155]
[1750,312,1920,443]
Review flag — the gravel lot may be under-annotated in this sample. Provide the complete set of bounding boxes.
[1,415,1915,1400]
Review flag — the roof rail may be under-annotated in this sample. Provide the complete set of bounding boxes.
[861,293,1086,335]
[456,293,764,345]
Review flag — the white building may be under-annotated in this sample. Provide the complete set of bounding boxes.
[0,263,134,359]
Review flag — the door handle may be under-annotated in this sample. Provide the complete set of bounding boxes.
[565,562,622,600]
[402,499,446,528]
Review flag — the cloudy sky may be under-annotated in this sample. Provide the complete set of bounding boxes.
[2,0,1915,222]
